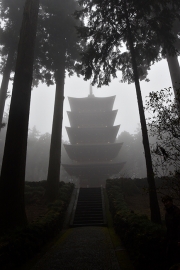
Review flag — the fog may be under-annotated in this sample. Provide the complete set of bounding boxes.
[2,58,175,141]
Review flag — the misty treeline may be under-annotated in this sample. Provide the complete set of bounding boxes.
[0,0,180,231]
[0,116,174,183]
[116,126,172,179]
[0,121,71,182]
[0,117,147,181]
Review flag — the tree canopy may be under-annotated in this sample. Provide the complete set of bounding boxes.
[75,0,180,86]
[73,0,180,223]
[0,0,25,73]
[34,0,81,86]
[146,87,180,175]
[0,0,26,128]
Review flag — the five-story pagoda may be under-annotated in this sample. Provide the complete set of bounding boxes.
[62,87,125,187]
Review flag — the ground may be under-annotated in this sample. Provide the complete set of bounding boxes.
[25,197,48,223]
[25,191,166,225]
[124,192,165,220]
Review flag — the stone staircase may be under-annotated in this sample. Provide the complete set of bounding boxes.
[71,187,106,227]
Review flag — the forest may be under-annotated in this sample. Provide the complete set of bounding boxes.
[0,0,180,232]
[0,119,147,182]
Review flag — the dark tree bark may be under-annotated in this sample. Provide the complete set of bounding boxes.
[0,49,15,129]
[0,0,40,231]
[166,17,180,110]
[166,55,180,109]
[46,54,66,202]
[124,4,161,224]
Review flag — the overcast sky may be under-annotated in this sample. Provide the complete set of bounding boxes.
[2,57,177,142]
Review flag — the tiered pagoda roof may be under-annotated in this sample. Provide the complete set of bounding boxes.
[63,162,125,179]
[62,88,125,187]
[67,110,118,128]
[64,143,123,162]
[68,95,115,112]
[66,125,120,144]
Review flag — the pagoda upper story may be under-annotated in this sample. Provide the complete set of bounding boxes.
[62,87,125,187]
[68,93,115,111]
[66,95,120,144]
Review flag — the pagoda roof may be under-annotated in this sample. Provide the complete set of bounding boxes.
[63,143,123,162]
[67,110,118,128]
[68,95,116,112]
[66,125,120,144]
[62,162,125,179]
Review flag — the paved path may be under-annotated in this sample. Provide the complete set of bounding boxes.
[23,189,134,270]
[30,226,121,270]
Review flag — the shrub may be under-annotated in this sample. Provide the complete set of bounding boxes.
[0,181,74,269]
[106,178,166,270]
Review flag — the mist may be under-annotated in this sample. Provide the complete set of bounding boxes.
[1,1,180,259]
[17,58,173,141]
[0,55,175,182]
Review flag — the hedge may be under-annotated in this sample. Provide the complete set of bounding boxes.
[0,181,74,269]
[106,178,166,270]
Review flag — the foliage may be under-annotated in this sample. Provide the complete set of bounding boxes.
[155,175,180,204]
[0,181,74,269]
[75,0,180,223]
[145,87,180,200]
[25,183,45,204]
[116,128,146,178]
[106,179,166,270]
[0,0,25,73]
[33,0,81,86]
[0,0,81,86]
[75,0,179,86]
[146,87,180,173]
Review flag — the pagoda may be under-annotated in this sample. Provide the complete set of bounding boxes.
[62,86,125,187]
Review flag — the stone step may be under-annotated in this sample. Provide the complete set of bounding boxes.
[74,214,104,218]
[71,187,106,227]
[75,204,102,208]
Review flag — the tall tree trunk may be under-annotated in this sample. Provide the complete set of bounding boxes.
[0,49,15,129]
[166,55,180,109]
[46,55,66,202]
[0,0,39,232]
[124,4,161,224]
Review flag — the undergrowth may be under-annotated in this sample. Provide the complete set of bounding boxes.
[0,181,74,269]
[106,178,166,270]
